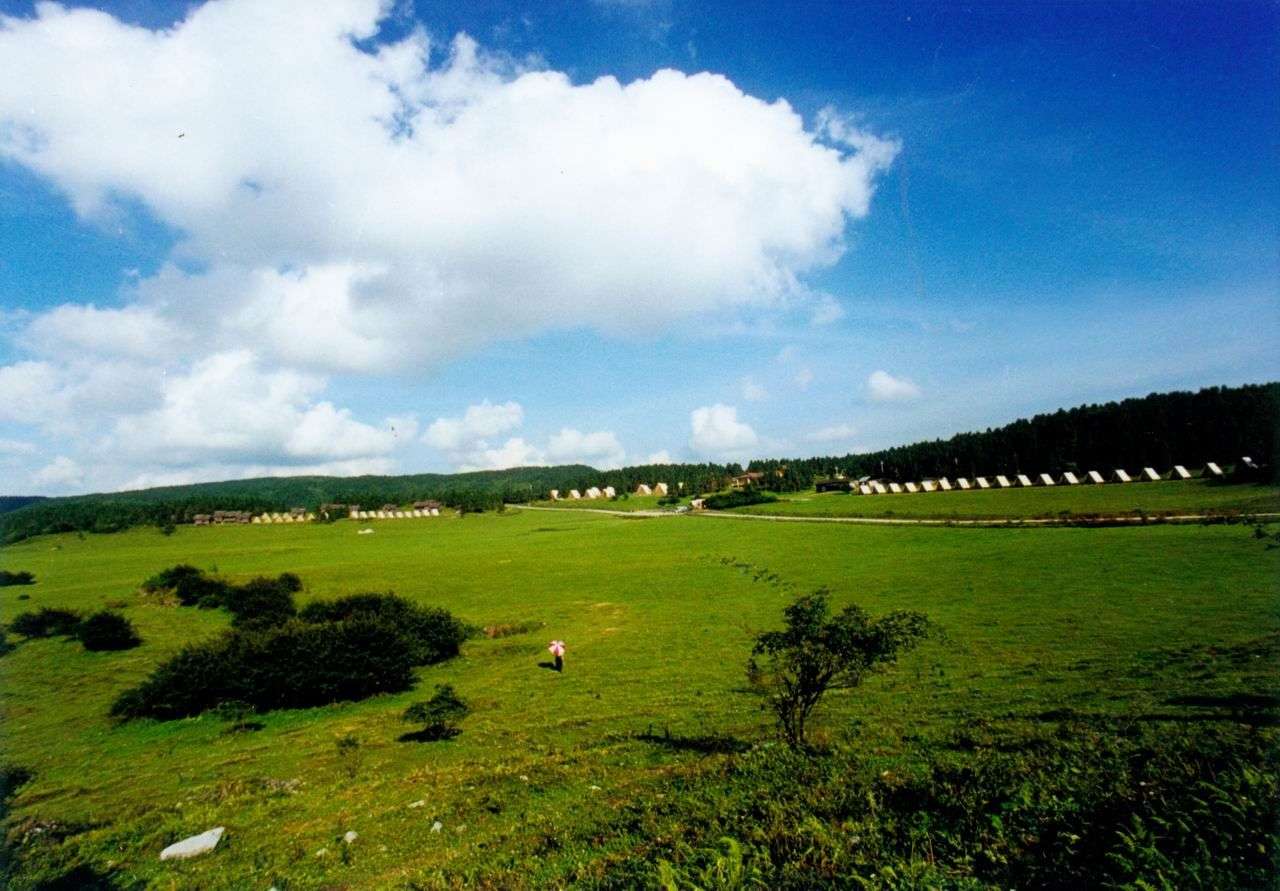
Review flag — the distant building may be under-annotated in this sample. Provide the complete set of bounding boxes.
[730,472,764,489]
[815,478,850,493]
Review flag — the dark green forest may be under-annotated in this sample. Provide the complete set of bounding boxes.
[749,383,1278,491]
[1,383,1274,542]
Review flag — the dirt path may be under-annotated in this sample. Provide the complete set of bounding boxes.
[512,504,1280,528]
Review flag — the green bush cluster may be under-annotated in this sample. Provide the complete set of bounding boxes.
[703,489,778,510]
[142,565,300,627]
[619,721,1280,890]
[8,607,141,652]
[299,592,467,665]
[112,588,467,720]
[0,570,35,586]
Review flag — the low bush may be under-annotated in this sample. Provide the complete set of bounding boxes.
[0,570,35,586]
[111,617,416,720]
[141,564,202,592]
[299,593,466,665]
[702,489,777,510]
[9,607,81,639]
[402,684,469,740]
[76,611,141,651]
[223,575,298,628]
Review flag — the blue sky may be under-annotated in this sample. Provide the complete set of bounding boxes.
[0,0,1275,493]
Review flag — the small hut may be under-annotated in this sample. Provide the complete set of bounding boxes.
[549,489,560,500]
[994,475,1012,488]
[858,483,873,495]
[1058,472,1080,485]
[974,477,990,489]
[585,486,603,499]
[194,514,211,526]
[1037,473,1055,486]
[956,478,971,489]
[690,498,706,510]
[888,482,903,494]
[1168,465,1191,480]
[921,480,937,492]
[1015,474,1033,487]
[654,482,670,496]
[1084,470,1104,484]
[937,477,953,491]
[602,486,616,498]
[1111,469,1132,483]
[569,489,582,500]
[871,481,888,494]
[1139,467,1160,482]
[635,484,652,496]
[904,482,919,493]
[1203,462,1224,478]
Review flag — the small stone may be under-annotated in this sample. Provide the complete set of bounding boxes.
[159,826,224,861]
[315,847,329,857]
[519,775,529,782]
[408,799,426,809]
[343,831,358,844]
[430,821,443,833]
[589,785,602,791]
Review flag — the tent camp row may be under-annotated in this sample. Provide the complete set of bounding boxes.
[550,483,670,500]
[830,462,1230,496]
[347,501,442,520]
[251,509,313,524]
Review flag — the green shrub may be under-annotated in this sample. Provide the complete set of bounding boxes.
[299,593,466,665]
[111,617,416,720]
[703,490,777,510]
[76,611,141,651]
[141,564,202,592]
[402,684,469,740]
[9,607,81,639]
[0,570,35,586]
[223,576,298,628]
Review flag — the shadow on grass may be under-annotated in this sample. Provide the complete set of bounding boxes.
[397,727,461,743]
[635,730,750,755]
[1025,698,1279,727]
[537,661,561,672]
[31,865,121,890]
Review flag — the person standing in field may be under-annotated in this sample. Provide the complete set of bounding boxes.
[548,639,565,672]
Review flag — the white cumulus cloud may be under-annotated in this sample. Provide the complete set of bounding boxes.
[867,369,922,402]
[690,403,758,460]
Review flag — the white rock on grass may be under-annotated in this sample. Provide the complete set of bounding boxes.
[430,821,443,833]
[408,800,426,809]
[159,826,225,861]
[343,831,358,844]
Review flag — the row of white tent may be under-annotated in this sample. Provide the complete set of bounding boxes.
[347,508,441,519]
[252,512,314,524]
[847,463,1227,496]
[550,483,671,501]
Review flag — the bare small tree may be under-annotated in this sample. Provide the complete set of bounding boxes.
[749,589,929,750]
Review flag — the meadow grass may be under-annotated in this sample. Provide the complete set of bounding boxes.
[1,509,1276,887]
[729,478,1280,520]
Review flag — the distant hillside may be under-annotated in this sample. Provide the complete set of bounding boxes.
[749,382,1279,489]
[0,463,732,544]
[0,496,45,515]
[1,382,1275,543]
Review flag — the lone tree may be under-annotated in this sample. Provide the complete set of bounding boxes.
[749,589,930,750]
[402,684,469,741]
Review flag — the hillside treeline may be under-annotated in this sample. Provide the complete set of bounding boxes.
[0,462,732,544]
[750,383,1279,490]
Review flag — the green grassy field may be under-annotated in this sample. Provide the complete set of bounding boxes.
[728,479,1280,520]
[1,509,1277,888]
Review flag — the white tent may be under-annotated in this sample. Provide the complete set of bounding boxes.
[549,489,560,500]
[921,480,937,492]
[871,481,888,494]
[602,486,616,498]
[654,483,670,496]
[994,475,1012,488]
[412,509,424,517]
[586,487,602,499]
[974,477,990,489]
[690,498,706,509]
[859,483,873,495]
[1058,472,1080,485]
[1139,467,1160,482]
[938,478,953,491]
[956,477,971,489]
[251,516,262,524]
[1111,469,1132,483]
[1037,473,1055,486]
[429,508,439,516]
[888,482,903,494]
[1203,462,1224,478]
[1168,465,1191,480]
[635,484,652,495]
[1016,474,1033,487]
[569,489,581,499]
[1085,470,1105,484]
[904,482,919,493]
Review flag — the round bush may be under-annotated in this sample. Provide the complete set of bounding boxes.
[77,611,141,651]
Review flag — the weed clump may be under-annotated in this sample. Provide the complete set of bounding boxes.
[9,607,81,639]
